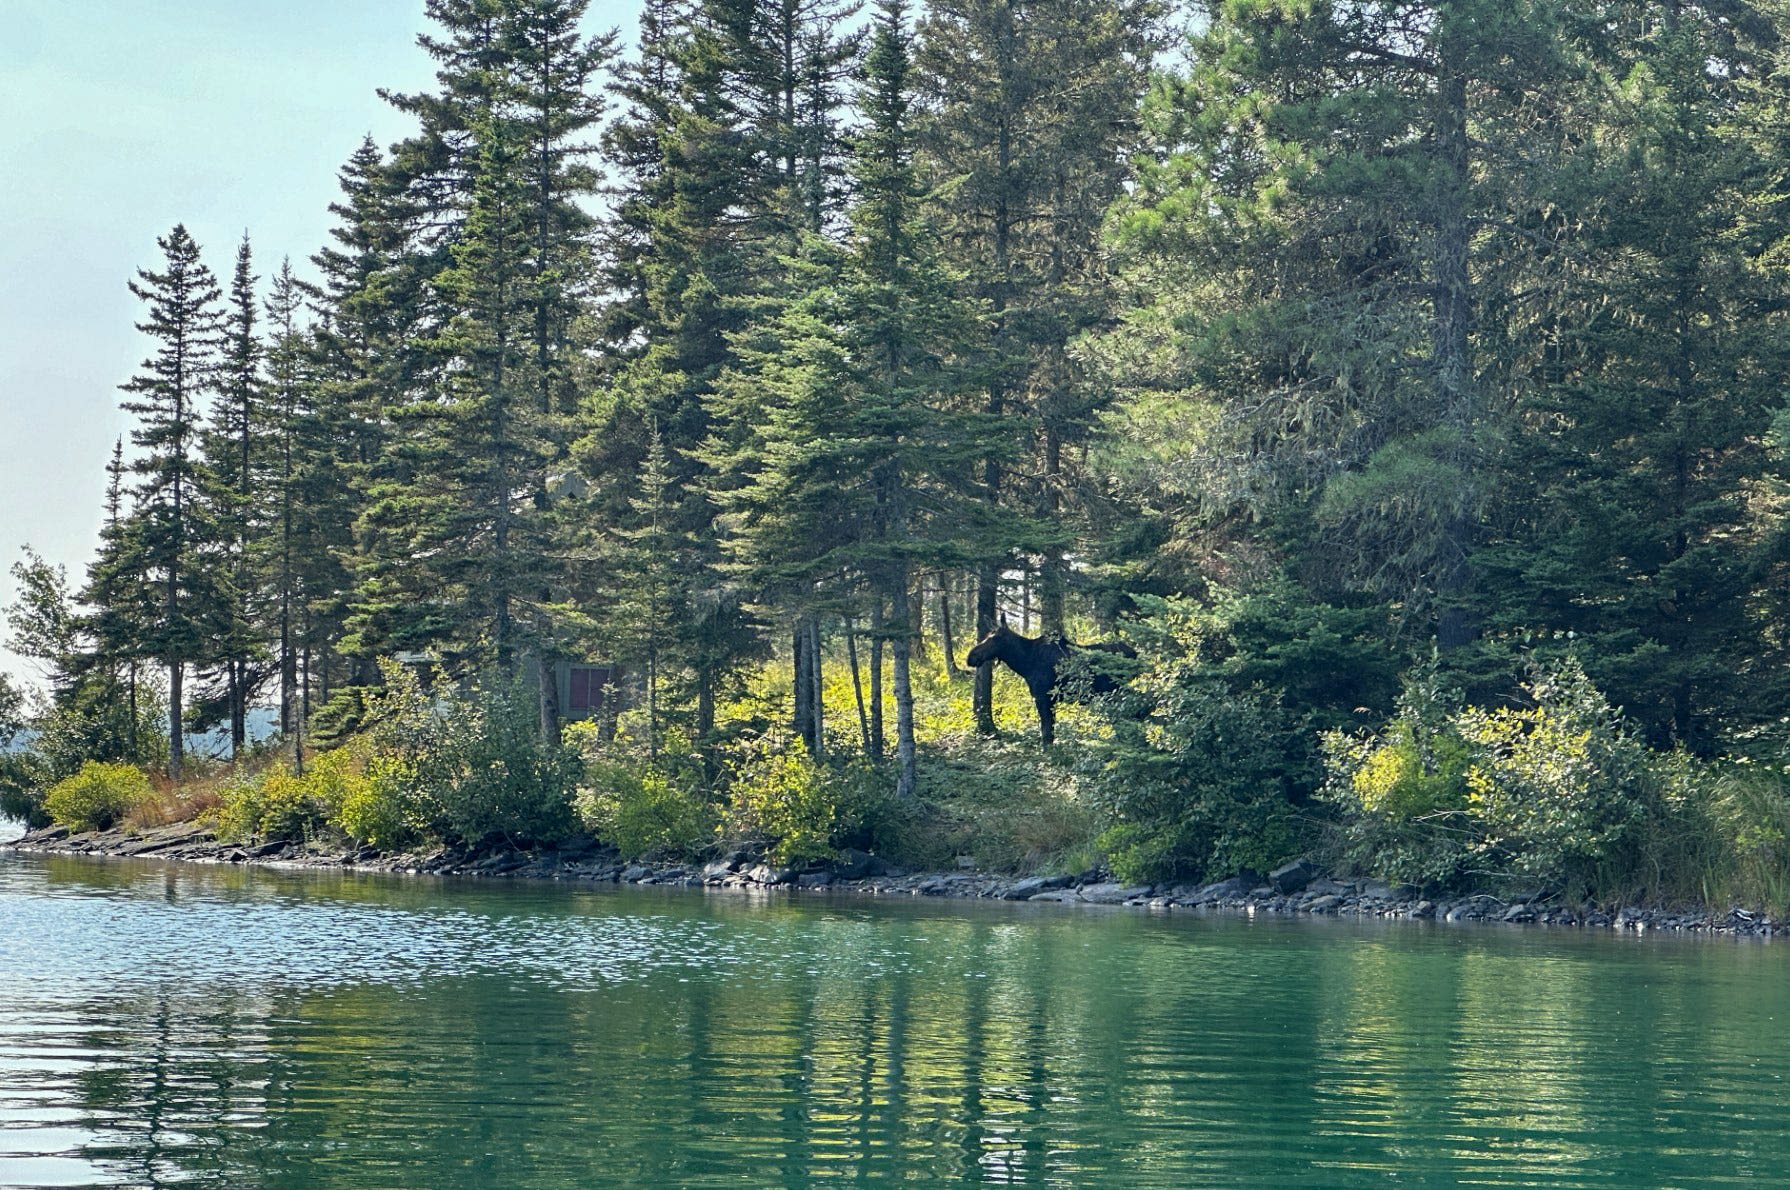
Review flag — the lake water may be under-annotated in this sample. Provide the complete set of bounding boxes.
[2,854,1788,1188]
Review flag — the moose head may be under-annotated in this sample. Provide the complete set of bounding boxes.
[964,619,1019,669]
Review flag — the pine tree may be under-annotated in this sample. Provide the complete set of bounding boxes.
[1475,1,1790,748]
[304,137,410,701]
[117,224,226,779]
[81,441,156,757]
[353,0,617,747]
[255,259,312,759]
[715,0,999,791]
[1102,0,1574,648]
[916,0,1163,731]
[201,232,263,756]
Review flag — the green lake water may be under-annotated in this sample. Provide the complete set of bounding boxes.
[2,854,1788,1188]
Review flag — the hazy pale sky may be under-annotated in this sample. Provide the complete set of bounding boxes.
[0,1,630,689]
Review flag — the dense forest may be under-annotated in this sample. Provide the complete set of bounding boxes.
[10,0,1790,905]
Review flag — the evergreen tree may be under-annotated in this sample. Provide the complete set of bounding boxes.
[81,441,156,755]
[1102,0,1574,648]
[305,137,410,701]
[916,0,1163,731]
[353,0,617,748]
[1475,1,1790,748]
[716,0,998,791]
[202,232,263,755]
[117,224,227,779]
[255,260,313,759]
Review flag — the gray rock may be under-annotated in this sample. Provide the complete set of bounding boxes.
[744,864,794,886]
[830,848,889,879]
[1502,903,1535,923]
[1304,877,1350,898]
[1183,876,1248,905]
[1269,858,1322,895]
[701,860,735,881]
[1078,882,1152,904]
[1002,875,1073,901]
[796,871,834,889]
[620,865,653,882]
[1027,890,1083,903]
[1305,894,1343,913]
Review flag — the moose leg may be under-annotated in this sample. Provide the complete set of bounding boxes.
[1035,693,1056,748]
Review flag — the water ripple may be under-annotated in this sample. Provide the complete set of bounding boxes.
[4,855,1790,1187]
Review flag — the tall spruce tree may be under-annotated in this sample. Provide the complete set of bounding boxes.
[203,232,263,755]
[1102,0,1574,649]
[354,0,616,748]
[715,0,998,790]
[916,0,1162,732]
[1474,2,1790,748]
[118,224,226,779]
[255,260,312,758]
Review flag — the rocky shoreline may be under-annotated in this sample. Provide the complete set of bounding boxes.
[9,822,1784,938]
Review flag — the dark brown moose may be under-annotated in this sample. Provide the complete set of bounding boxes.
[964,622,1135,746]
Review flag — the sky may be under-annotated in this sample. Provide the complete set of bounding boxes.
[0,0,633,691]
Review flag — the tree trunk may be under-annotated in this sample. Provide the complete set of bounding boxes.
[938,579,960,677]
[809,618,825,760]
[869,599,885,760]
[230,661,246,759]
[891,576,917,800]
[167,662,183,783]
[973,572,998,735]
[846,620,871,757]
[793,621,816,752]
[298,641,309,776]
[1432,23,1477,651]
[699,662,717,742]
[537,653,561,747]
[1039,429,1067,637]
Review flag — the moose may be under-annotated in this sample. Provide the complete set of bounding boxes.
[964,621,1136,747]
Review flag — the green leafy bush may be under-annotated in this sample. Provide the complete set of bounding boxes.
[1321,664,1478,888]
[1456,659,1657,885]
[1326,657,1679,896]
[576,759,713,860]
[215,766,331,843]
[723,733,844,867]
[332,753,419,851]
[404,675,581,846]
[1083,594,1341,884]
[0,749,53,828]
[43,761,153,831]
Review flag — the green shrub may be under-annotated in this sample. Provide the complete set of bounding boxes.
[332,753,420,851]
[723,733,842,867]
[1321,665,1478,889]
[215,766,331,844]
[576,759,713,860]
[1078,590,1392,885]
[43,761,153,831]
[1457,659,1657,887]
[0,750,53,828]
[1326,657,1678,897]
[1088,671,1305,885]
[1692,761,1790,913]
[407,676,581,846]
